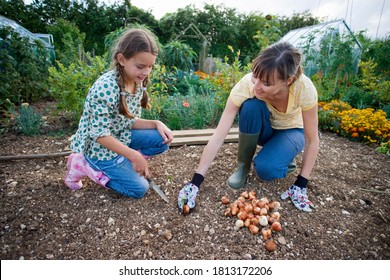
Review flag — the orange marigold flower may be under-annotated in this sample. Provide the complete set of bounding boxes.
[183,102,190,108]
[351,132,359,138]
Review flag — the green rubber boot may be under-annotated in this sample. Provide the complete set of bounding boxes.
[227,133,259,190]
[287,158,297,174]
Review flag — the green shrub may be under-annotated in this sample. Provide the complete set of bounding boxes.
[142,91,221,130]
[48,54,107,124]
[376,141,390,156]
[161,40,197,72]
[0,26,51,109]
[205,46,250,112]
[381,103,390,119]
[340,86,373,109]
[15,104,42,136]
[46,19,86,67]
[172,70,215,96]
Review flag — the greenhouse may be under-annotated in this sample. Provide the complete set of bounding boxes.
[0,15,55,62]
[279,19,363,77]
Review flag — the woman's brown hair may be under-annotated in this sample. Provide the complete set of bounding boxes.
[252,42,303,84]
[111,28,158,118]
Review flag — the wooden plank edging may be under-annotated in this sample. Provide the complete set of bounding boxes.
[0,128,239,160]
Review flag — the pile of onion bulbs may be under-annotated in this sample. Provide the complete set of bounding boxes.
[221,190,282,252]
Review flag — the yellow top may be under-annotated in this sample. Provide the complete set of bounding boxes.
[230,73,318,129]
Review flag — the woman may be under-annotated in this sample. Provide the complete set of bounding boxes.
[178,42,319,212]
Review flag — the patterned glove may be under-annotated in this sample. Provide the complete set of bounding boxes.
[281,185,315,212]
[281,175,315,212]
[178,182,199,211]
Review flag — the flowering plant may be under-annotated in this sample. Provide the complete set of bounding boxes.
[319,100,390,148]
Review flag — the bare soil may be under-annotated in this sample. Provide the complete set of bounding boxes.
[1,102,390,260]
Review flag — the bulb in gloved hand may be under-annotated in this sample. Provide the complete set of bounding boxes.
[182,204,190,214]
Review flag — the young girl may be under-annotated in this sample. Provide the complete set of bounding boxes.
[178,42,319,212]
[65,28,173,198]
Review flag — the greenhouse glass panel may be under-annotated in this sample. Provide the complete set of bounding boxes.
[279,19,362,77]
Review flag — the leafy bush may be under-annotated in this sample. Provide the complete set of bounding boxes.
[205,46,251,111]
[381,104,390,120]
[48,54,107,124]
[148,64,171,95]
[161,40,197,72]
[313,58,389,116]
[376,141,390,156]
[142,91,221,130]
[358,60,390,108]
[46,19,86,67]
[340,86,373,109]
[15,104,42,136]
[0,26,51,109]
[361,36,390,77]
[173,70,215,96]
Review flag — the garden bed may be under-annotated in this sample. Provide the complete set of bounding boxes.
[0,103,389,260]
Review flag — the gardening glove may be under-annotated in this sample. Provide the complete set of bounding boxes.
[177,173,204,213]
[281,175,315,212]
[178,182,199,211]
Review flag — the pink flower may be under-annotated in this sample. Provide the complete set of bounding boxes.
[183,102,190,108]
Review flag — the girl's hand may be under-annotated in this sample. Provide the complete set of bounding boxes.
[130,151,149,177]
[156,121,173,145]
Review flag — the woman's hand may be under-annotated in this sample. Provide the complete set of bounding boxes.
[178,182,199,214]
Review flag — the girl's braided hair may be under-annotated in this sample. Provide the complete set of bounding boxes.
[111,28,158,118]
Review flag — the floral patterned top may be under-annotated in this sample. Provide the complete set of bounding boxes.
[70,70,144,160]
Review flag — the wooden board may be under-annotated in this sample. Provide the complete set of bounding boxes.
[172,127,238,138]
[0,128,239,160]
[171,127,238,146]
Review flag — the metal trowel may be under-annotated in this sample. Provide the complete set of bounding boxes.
[146,177,169,203]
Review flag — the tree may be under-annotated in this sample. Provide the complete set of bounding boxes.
[0,0,31,26]
[197,4,241,60]
[159,4,242,63]
[279,10,321,35]
[46,18,85,66]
